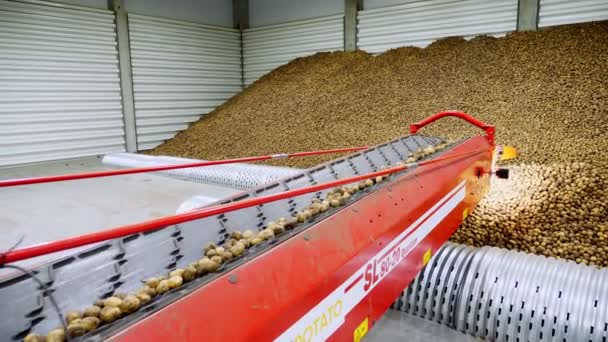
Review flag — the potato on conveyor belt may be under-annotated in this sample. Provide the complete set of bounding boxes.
[100,306,122,323]
[103,297,122,308]
[83,305,101,318]
[23,333,45,342]
[81,316,100,332]
[46,329,65,342]
[119,295,141,314]
[65,310,82,324]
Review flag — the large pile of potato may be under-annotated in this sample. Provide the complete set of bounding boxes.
[149,21,607,266]
[451,163,608,267]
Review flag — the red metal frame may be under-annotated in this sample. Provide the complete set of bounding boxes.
[410,111,495,146]
[108,136,493,342]
[0,146,368,188]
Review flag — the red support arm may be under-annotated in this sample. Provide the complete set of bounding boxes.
[0,146,368,188]
[410,111,495,146]
[0,149,485,264]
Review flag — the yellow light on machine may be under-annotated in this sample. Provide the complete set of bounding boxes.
[499,145,518,161]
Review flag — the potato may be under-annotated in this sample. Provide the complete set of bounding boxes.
[203,242,216,254]
[206,249,219,257]
[239,238,251,248]
[144,277,162,289]
[375,176,384,183]
[169,268,184,278]
[181,265,197,282]
[135,292,152,304]
[261,228,275,240]
[103,297,123,308]
[330,199,341,208]
[221,251,234,262]
[113,293,127,299]
[94,299,105,308]
[303,209,314,219]
[215,246,226,254]
[46,329,65,342]
[284,217,299,230]
[67,320,86,337]
[119,295,141,314]
[250,237,263,246]
[24,333,45,342]
[230,242,246,257]
[365,179,374,187]
[296,212,307,223]
[100,306,122,323]
[341,192,351,201]
[83,305,101,318]
[168,276,183,289]
[156,280,171,294]
[65,311,82,324]
[198,257,220,273]
[269,222,286,235]
[358,181,367,190]
[211,255,223,264]
[138,286,157,297]
[230,231,243,240]
[243,230,255,239]
[81,316,100,332]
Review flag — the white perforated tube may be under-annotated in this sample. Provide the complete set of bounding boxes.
[101,153,303,190]
[396,243,608,341]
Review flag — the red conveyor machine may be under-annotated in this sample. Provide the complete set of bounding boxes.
[0,112,508,342]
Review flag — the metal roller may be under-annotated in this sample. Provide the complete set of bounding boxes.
[398,243,608,341]
[101,153,303,190]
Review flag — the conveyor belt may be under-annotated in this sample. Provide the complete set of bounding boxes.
[0,134,444,340]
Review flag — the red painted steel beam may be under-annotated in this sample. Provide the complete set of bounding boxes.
[410,110,495,146]
[0,149,486,265]
[0,146,368,188]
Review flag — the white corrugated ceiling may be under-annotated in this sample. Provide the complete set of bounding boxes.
[128,14,243,150]
[0,0,125,167]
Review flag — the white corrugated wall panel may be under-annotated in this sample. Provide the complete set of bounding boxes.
[128,14,242,150]
[357,0,518,54]
[0,0,125,166]
[243,15,344,86]
[539,0,608,28]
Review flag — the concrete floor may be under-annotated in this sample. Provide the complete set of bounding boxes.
[367,310,478,342]
[0,157,238,271]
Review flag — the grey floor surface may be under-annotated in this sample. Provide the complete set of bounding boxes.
[0,157,238,272]
[366,309,478,342]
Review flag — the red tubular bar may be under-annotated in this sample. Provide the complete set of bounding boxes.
[410,111,495,146]
[0,149,486,264]
[0,146,368,188]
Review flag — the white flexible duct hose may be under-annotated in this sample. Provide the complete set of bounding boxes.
[101,153,303,190]
[396,242,608,341]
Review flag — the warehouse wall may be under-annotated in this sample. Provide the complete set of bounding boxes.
[243,15,344,85]
[538,0,608,28]
[47,0,234,26]
[128,14,242,149]
[124,0,234,27]
[357,0,519,53]
[249,0,343,27]
[363,0,417,10]
[0,0,127,166]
